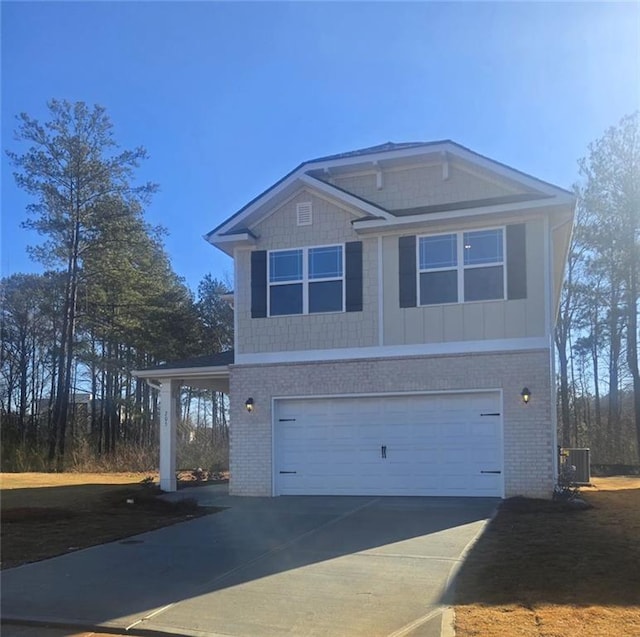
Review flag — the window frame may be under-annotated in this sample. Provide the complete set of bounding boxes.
[267,243,345,317]
[417,227,506,306]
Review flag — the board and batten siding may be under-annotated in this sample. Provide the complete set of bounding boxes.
[235,190,379,354]
[383,218,547,345]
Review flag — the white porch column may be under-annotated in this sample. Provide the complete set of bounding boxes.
[159,379,179,492]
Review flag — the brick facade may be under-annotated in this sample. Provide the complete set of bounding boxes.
[229,348,554,499]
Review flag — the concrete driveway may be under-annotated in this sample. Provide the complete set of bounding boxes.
[1,486,498,637]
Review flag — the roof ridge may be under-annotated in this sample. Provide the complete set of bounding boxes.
[309,140,447,163]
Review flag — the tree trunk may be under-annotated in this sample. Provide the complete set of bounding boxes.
[626,247,640,460]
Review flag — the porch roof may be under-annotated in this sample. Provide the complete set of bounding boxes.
[132,351,233,393]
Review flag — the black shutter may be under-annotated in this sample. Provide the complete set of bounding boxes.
[345,241,363,312]
[398,235,417,308]
[251,250,267,318]
[507,224,527,300]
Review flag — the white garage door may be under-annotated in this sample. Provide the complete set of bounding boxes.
[274,392,503,497]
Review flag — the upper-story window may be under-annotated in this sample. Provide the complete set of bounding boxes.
[269,245,344,316]
[418,228,504,305]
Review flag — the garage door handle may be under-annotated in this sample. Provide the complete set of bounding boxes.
[279,418,296,422]
[381,445,387,459]
[480,470,502,474]
[279,471,297,474]
[480,413,501,417]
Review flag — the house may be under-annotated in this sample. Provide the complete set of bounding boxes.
[135,141,575,498]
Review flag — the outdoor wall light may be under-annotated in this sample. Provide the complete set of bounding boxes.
[245,397,255,413]
[521,387,531,405]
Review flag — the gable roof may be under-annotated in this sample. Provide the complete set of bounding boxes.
[206,140,575,253]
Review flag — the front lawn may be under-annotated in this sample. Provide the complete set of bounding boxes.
[0,472,223,569]
[454,476,640,636]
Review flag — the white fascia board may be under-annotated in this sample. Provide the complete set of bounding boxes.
[551,212,576,322]
[307,142,572,198]
[205,233,255,249]
[204,232,256,257]
[235,337,550,366]
[209,173,392,245]
[352,195,576,233]
[297,174,394,220]
[208,232,255,244]
[208,144,448,239]
[207,142,573,242]
[208,172,306,239]
[132,366,230,380]
[448,146,574,197]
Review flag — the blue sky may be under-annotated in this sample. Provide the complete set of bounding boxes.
[2,1,639,292]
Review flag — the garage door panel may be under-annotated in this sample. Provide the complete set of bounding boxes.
[274,393,503,497]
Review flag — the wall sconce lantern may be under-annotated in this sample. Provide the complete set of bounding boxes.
[521,387,531,405]
[245,397,255,413]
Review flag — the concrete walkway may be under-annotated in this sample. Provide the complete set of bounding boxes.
[1,486,498,637]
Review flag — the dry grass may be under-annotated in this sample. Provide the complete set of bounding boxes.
[454,476,640,637]
[0,472,222,570]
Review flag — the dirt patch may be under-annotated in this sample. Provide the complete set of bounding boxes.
[454,476,640,636]
[0,472,223,570]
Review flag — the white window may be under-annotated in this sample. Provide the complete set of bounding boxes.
[268,245,344,316]
[418,228,504,305]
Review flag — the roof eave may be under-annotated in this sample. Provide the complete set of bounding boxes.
[205,232,256,256]
[132,365,231,380]
[352,194,576,233]
[205,140,575,246]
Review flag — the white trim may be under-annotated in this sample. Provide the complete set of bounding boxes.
[267,243,345,316]
[416,226,506,306]
[298,174,394,220]
[441,151,449,181]
[352,196,575,233]
[273,387,503,401]
[550,344,559,483]
[245,185,369,237]
[235,336,550,366]
[377,235,384,346]
[207,142,575,244]
[302,143,568,198]
[208,177,382,245]
[272,388,505,498]
[320,159,441,181]
[233,247,239,356]
[300,140,565,195]
[550,213,575,324]
[132,366,230,380]
[271,395,277,497]
[375,162,383,190]
[207,232,255,244]
[543,216,551,337]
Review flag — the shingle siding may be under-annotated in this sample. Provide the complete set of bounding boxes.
[331,163,522,212]
[236,190,378,354]
[229,349,554,499]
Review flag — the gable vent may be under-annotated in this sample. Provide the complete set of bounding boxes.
[296,202,312,226]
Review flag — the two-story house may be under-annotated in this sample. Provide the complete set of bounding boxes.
[136,141,575,499]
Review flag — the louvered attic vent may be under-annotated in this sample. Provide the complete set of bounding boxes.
[296,202,312,226]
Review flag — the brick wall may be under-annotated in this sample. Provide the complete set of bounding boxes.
[229,348,554,498]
